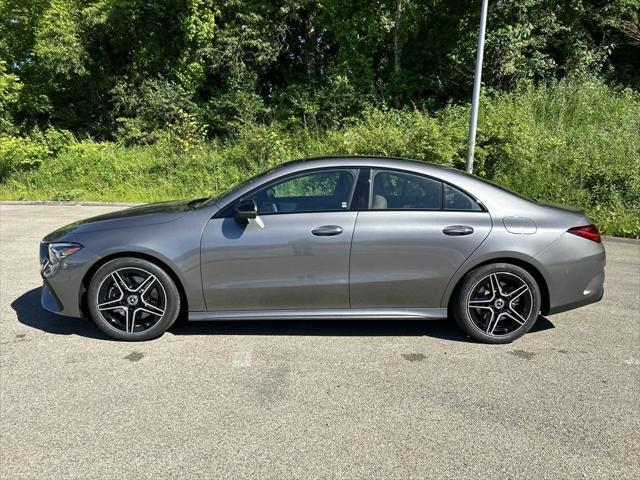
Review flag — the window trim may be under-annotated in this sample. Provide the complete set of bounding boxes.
[213,165,487,219]
[213,166,362,218]
[364,167,487,213]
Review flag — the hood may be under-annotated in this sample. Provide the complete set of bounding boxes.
[43,199,199,242]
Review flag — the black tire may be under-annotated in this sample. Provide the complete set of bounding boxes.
[87,257,181,341]
[453,263,541,344]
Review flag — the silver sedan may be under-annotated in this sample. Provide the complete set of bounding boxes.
[40,157,605,343]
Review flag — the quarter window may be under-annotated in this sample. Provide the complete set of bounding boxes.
[246,169,358,214]
[443,184,482,211]
[370,170,442,210]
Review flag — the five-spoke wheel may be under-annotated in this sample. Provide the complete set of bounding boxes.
[88,258,180,340]
[96,268,166,334]
[454,263,541,343]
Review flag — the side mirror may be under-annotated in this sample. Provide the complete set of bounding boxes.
[234,199,258,222]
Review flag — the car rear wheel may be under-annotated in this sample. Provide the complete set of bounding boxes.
[88,257,180,341]
[454,263,541,344]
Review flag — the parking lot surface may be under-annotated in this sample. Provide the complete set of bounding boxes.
[1,204,639,479]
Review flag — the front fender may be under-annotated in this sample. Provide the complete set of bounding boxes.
[68,211,211,313]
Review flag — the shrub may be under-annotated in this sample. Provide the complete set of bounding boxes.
[0,136,49,180]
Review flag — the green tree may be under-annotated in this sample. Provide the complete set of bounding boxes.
[0,60,22,134]
[0,0,638,136]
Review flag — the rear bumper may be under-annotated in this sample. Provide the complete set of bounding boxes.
[535,233,606,315]
[547,285,604,315]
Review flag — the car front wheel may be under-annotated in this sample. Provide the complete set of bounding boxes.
[454,263,541,344]
[87,257,180,341]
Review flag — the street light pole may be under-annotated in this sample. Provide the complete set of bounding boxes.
[465,0,489,174]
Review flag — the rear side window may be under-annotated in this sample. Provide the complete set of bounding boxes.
[443,184,482,211]
[370,170,442,210]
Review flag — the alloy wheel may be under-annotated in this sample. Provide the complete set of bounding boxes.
[466,271,533,337]
[96,267,167,334]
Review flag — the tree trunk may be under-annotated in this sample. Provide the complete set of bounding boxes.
[304,12,317,82]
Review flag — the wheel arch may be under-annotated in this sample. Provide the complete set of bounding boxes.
[446,257,551,316]
[79,251,188,319]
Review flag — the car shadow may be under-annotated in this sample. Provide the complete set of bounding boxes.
[169,317,472,341]
[169,314,555,340]
[12,287,555,342]
[11,287,112,340]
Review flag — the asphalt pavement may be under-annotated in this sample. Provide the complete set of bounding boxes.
[1,204,639,479]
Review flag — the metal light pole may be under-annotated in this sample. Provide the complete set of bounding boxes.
[465,0,489,174]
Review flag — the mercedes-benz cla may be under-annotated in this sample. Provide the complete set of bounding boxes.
[40,157,605,343]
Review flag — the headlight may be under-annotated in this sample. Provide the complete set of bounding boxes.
[42,242,83,278]
[48,242,83,262]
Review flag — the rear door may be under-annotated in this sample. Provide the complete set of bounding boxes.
[349,168,492,308]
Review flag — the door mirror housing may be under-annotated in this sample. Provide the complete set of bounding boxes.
[234,199,258,222]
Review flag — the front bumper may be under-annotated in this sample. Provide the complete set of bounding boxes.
[39,242,97,318]
[41,279,64,314]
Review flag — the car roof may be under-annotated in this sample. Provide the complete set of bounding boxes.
[280,155,453,172]
[277,155,481,188]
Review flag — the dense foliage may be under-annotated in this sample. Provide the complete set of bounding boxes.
[0,1,639,236]
[1,0,638,137]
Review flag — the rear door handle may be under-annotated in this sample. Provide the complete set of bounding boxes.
[312,225,343,236]
[443,225,474,236]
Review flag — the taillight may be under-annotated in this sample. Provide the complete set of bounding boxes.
[567,224,601,243]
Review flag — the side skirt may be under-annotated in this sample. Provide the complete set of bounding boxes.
[188,308,448,322]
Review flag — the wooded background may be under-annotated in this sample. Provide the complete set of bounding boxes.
[1,0,638,137]
[1,1,639,236]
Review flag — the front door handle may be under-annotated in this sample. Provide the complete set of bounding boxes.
[311,225,343,236]
[443,225,474,236]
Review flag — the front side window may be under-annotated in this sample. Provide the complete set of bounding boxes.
[370,169,442,210]
[247,169,358,214]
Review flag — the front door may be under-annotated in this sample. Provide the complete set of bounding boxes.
[200,168,359,311]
